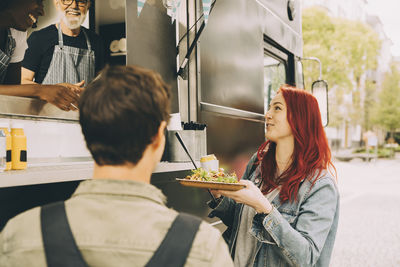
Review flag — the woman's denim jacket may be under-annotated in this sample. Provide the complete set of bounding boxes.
[208,154,340,267]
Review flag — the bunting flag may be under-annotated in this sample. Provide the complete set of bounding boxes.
[202,0,212,24]
[171,0,182,23]
[137,0,146,17]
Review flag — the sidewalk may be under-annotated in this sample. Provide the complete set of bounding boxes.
[330,159,400,267]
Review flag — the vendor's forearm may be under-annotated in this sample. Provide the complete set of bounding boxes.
[0,84,42,98]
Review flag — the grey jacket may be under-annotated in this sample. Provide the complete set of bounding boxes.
[0,179,234,267]
[209,154,340,267]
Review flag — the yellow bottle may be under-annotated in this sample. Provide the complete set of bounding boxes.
[11,123,27,170]
[0,122,12,170]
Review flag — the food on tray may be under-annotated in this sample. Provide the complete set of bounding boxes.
[185,168,239,183]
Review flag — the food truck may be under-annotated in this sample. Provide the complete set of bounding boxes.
[0,0,327,230]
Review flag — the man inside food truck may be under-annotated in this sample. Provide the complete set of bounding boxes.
[0,65,233,267]
[0,0,82,111]
[21,0,106,87]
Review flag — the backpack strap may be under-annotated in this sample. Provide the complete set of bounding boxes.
[41,203,201,267]
[40,201,89,267]
[145,213,202,267]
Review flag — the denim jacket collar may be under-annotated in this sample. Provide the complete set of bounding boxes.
[250,165,283,209]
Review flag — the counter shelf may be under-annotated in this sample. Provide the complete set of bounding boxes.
[0,161,199,188]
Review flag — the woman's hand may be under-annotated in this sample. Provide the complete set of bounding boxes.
[209,189,222,199]
[216,180,273,214]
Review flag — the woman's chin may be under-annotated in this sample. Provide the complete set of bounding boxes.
[266,135,276,142]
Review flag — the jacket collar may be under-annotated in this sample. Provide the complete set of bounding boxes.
[72,179,167,206]
[251,165,283,209]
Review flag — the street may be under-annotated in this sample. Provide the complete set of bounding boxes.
[330,158,400,267]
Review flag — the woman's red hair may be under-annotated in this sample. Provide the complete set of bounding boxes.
[257,85,336,202]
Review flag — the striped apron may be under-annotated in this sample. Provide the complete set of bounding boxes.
[42,24,95,86]
[0,29,16,84]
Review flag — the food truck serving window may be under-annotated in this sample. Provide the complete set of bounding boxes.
[264,53,286,113]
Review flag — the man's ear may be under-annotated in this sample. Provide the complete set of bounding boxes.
[152,121,167,149]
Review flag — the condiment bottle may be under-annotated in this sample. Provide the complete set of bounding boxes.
[0,130,6,172]
[200,154,219,172]
[11,123,27,170]
[0,122,12,170]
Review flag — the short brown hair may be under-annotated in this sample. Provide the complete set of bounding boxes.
[79,65,171,165]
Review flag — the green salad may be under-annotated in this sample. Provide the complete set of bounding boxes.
[185,168,238,183]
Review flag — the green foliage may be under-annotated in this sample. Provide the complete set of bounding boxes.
[377,148,394,158]
[302,7,381,128]
[373,65,400,133]
[352,148,393,158]
[353,148,366,153]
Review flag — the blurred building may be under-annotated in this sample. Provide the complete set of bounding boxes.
[393,56,400,71]
[366,15,392,87]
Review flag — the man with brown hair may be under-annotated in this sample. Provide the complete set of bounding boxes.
[0,65,233,267]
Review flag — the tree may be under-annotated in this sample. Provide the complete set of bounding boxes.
[363,80,377,131]
[374,65,400,137]
[302,7,381,128]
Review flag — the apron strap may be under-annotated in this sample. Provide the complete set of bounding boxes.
[145,213,202,267]
[6,29,16,56]
[57,23,64,49]
[81,28,92,52]
[40,201,89,267]
[0,29,16,83]
[57,23,92,51]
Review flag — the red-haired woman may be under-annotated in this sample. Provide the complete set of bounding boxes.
[209,86,339,267]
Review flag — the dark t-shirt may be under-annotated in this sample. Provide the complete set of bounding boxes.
[22,24,106,84]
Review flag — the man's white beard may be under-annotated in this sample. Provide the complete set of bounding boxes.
[60,10,87,30]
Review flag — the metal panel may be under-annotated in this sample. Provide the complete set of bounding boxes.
[0,95,79,121]
[198,0,266,176]
[200,102,265,123]
[258,0,302,56]
[125,0,179,113]
[196,0,299,176]
[199,0,264,114]
[201,112,265,177]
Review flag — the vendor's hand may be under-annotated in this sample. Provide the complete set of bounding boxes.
[216,180,273,214]
[73,80,85,94]
[39,83,82,111]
